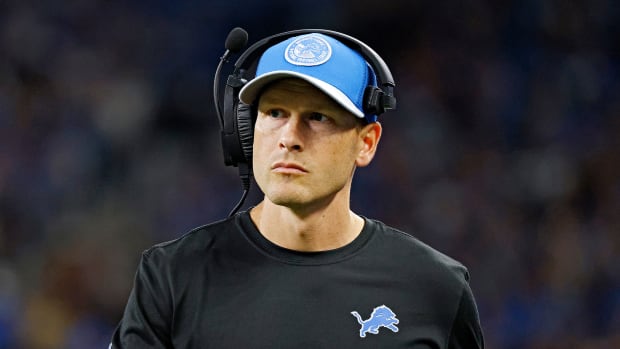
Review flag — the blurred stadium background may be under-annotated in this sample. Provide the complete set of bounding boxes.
[1,0,619,348]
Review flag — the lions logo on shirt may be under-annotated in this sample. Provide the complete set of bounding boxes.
[285,35,332,66]
[351,305,400,338]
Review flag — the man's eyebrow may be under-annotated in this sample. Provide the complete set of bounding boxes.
[258,95,282,105]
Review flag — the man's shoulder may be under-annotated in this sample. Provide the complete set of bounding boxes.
[142,214,238,262]
[368,218,470,283]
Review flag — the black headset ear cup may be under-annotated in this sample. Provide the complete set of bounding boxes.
[236,102,255,166]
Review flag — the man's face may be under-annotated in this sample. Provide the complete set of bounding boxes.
[252,78,380,211]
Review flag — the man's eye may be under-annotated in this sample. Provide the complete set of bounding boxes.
[309,112,329,122]
[268,109,284,118]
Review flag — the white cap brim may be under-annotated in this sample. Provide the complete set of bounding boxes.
[238,71,365,118]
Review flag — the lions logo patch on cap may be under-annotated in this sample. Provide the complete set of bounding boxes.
[285,34,332,66]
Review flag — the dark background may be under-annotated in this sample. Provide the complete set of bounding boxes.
[1,0,619,348]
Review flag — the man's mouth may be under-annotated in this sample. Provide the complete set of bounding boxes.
[271,162,308,174]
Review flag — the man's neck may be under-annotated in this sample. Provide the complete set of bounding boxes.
[249,198,364,252]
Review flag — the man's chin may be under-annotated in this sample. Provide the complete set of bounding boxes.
[264,190,315,209]
[268,196,306,208]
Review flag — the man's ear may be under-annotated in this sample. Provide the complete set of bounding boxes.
[355,122,382,167]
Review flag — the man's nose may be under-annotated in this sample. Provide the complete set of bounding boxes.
[278,116,304,152]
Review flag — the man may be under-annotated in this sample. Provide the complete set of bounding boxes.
[110,31,484,348]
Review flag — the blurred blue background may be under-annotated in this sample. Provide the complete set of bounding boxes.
[1,0,619,348]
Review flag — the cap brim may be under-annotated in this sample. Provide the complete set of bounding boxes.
[238,71,365,118]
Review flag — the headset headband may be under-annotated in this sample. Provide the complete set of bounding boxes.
[233,29,395,89]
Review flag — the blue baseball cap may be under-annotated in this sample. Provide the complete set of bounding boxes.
[239,33,378,121]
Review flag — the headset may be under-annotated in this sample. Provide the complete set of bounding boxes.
[213,27,397,216]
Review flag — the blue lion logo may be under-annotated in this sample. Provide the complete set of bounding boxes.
[351,305,400,338]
